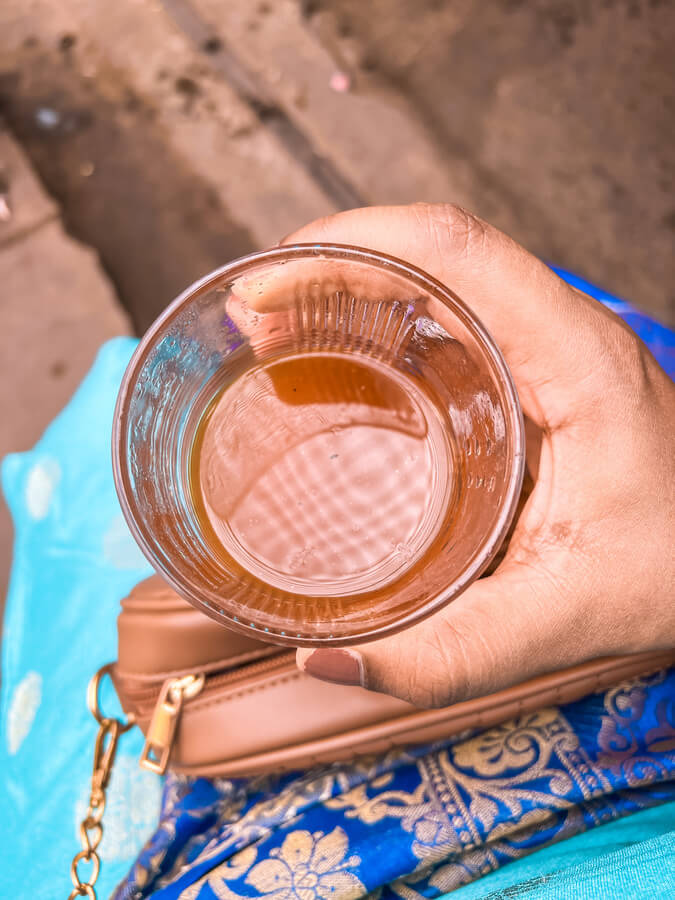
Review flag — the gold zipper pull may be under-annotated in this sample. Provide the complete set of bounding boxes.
[140,673,205,774]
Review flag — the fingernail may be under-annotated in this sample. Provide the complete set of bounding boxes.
[300,648,365,687]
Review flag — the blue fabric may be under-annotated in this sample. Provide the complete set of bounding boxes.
[446,801,675,899]
[0,339,157,898]
[0,273,672,899]
[112,671,675,898]
[478,833,675,900]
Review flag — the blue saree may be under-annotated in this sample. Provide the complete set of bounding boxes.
[112,669,675,898]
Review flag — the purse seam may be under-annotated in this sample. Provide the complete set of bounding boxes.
[114,648,283,682]
[184,669,304,712]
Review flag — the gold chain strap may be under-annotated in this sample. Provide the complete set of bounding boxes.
[67,665,135,899]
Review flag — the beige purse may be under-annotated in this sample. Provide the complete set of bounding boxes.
[111,575,675,778]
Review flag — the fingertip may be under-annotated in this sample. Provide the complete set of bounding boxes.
[296,647,366,687]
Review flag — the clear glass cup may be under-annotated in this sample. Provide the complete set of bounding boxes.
[112,245,525,647]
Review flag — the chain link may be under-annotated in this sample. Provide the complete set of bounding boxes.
[67,666,135,899]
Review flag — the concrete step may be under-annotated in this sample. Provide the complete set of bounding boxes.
[0,128,130,599]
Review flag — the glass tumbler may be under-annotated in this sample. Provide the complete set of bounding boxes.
[112,245,525,647]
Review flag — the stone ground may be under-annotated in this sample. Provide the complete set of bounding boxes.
[0,0,673,599]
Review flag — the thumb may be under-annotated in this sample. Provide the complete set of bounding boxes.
[296,568,585,707]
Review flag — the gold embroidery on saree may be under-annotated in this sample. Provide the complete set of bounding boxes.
[597,670,672,784]
[179,827,365,900]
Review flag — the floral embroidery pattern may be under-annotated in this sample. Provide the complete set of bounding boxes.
[205,828,364,900]
[176,828,364,900]
[114,669,675,900]
[327,707,600,867]
[597,670,674,786]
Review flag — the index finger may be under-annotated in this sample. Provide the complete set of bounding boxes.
[233,204,621,426]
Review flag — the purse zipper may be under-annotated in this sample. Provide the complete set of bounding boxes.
[138,651,296,774]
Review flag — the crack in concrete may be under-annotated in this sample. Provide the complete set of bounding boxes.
[161,0,365,211]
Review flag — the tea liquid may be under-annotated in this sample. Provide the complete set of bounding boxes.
[191,351,457,597]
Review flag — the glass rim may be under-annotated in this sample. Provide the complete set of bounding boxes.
[112,243,526,646]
